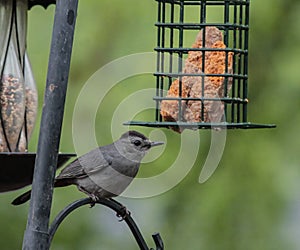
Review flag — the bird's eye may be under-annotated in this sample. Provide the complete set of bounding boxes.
[133,140,141,146]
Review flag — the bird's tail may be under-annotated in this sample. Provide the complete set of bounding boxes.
[11,179,73,206]
[11,190,32,206]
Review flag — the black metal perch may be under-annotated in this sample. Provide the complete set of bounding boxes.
[49,198,164,250]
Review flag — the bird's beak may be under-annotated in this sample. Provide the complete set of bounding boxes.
[150,141,164,147]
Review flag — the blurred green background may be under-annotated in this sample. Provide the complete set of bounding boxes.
[1,0,300,249]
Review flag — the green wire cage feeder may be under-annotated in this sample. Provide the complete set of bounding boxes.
[125,0,275,131]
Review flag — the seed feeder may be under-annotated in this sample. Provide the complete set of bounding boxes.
[125,0,275,131]
[0,0,74,193]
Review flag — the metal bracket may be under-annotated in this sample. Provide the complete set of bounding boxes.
[49,198,164,250]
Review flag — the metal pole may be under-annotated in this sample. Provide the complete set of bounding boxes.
[22,0,78,249]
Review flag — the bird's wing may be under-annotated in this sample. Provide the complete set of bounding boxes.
[56,148,112,180]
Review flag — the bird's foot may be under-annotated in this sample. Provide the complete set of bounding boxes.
[116,205,131,222]
[89,195,99,208]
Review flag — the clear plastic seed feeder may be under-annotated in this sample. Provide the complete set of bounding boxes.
[0,0,37,151]
[125,0,275,132]
[0,0,74,193]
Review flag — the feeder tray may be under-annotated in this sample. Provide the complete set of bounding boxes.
[125,0,275,131]
[0,152,76,193]
[124,121,275,130]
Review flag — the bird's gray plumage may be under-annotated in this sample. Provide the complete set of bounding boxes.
[12,130,164,205]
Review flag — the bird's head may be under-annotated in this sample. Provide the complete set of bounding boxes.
[116,130,164,162]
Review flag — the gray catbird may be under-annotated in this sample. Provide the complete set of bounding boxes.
[12,130,164,205]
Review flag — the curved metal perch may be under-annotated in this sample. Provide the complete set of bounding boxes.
[48,198,164,250]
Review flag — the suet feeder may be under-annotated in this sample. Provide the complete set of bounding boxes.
[125,0,275,131]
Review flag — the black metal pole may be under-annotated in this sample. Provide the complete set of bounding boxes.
[22,0,78,249]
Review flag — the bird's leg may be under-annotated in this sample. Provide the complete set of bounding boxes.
[77,186,99,208]
[89,194,99,208]
[109,198,131,221]
[117,206,131,222]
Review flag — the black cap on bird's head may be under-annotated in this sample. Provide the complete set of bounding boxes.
[120,130,148,141]
[120,130,164,151]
